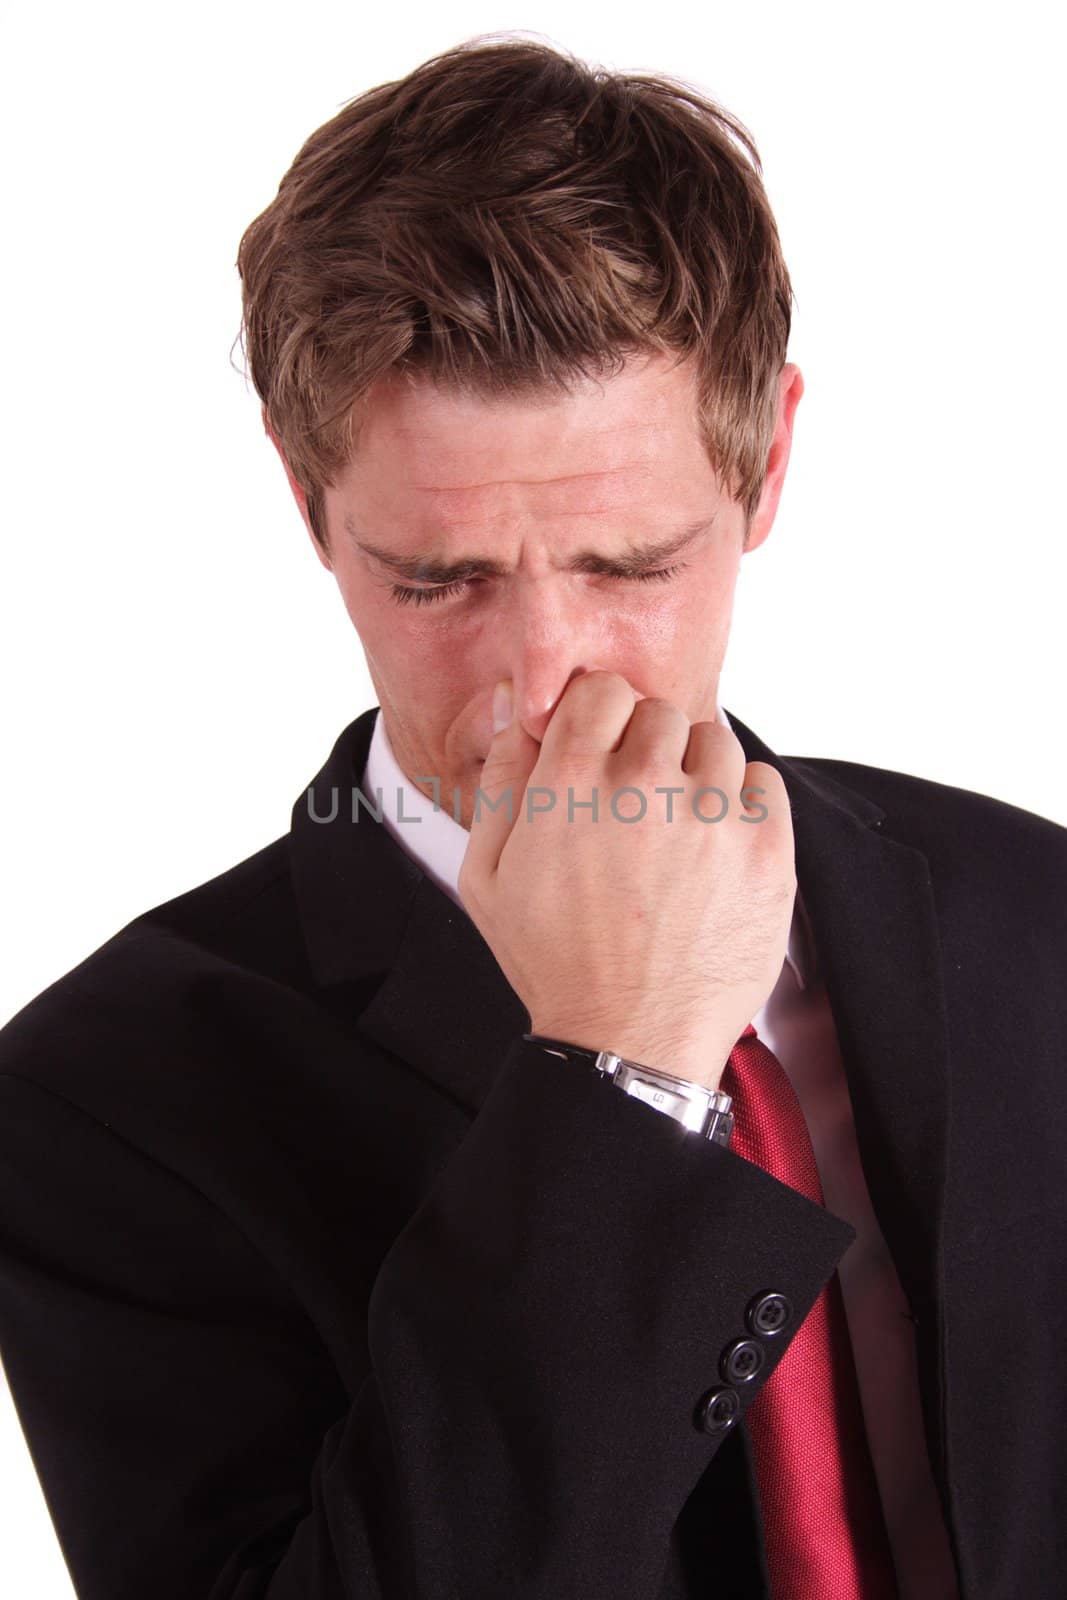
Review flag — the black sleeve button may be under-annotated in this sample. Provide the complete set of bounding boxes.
[696,1386,741,1435]
[745,1290,792,1336]
[720,1337,765,1384]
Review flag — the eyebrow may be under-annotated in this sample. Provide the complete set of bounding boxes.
[348,514,717,586]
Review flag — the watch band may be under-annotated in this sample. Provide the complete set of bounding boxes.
[524,1033,735,1148]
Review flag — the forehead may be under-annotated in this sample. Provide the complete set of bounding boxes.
[333,352,713,528]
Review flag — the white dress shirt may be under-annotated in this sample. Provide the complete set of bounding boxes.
[363,705,959,1598]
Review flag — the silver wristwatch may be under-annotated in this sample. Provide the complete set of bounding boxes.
[524,1034,735,1147]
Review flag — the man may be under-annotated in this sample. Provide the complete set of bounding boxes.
[0,34,1063,1600]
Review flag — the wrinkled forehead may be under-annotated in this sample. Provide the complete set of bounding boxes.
[331,354,714,531]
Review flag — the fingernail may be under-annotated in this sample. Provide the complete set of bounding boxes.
[492,680,513,734]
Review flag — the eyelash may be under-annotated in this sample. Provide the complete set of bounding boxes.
[388,562,688,608]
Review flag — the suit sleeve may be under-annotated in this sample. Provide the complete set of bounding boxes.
[0,1038,855,1600]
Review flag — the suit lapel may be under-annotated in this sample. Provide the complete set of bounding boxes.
[288,707,530,1107]
[289,703,953,1499]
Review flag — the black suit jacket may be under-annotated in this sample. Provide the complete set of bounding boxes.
[0,706,1064,1600]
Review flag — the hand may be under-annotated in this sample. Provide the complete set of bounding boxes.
[458,670,797,1091]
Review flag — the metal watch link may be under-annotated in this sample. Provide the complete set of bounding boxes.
[524,1033,734,1148]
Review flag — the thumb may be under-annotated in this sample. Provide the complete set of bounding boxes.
[461,681,542,886]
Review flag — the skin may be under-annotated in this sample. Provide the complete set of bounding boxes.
[269,350,803,1079]
[268,351,803,833]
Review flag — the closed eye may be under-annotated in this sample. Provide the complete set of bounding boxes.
[388,562,689,608]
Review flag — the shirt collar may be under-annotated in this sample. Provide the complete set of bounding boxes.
[363,704,813,992]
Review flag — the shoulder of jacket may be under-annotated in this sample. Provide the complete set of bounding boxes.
[790,753,1067,965]
[791,753,1066,855]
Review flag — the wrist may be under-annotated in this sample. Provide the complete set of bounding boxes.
[525,1033,736,1147]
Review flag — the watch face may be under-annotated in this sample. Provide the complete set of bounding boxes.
[626,1077,687,1114]
[619,1070,709,1133]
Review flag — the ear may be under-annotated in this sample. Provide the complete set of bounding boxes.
[742,363,804,555]
[262,407,333,572]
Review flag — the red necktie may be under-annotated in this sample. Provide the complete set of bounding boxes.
[720,1023,898,1598]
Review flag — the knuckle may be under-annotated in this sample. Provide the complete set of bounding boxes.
[635,698,688,740]
[566,668,629,702]
[690,717,730,742]
[635,694,682,717]
[689,723,742,769]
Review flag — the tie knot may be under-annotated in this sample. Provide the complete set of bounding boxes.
[740,1022,757,1041]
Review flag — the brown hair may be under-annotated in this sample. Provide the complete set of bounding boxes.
[235,33,793,551]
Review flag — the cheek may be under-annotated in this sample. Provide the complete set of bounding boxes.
[355,599,482,711]
[337,574,455,663]
[603,585,712,658]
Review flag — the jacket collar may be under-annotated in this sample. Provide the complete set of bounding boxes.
[289,703,952,1499]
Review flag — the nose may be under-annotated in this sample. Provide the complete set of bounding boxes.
[497,584,602,746]
[516,663,589,745]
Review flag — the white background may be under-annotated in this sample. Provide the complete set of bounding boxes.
[1,2,1063,1592]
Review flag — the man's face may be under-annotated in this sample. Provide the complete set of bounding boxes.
[273,351,801,829]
